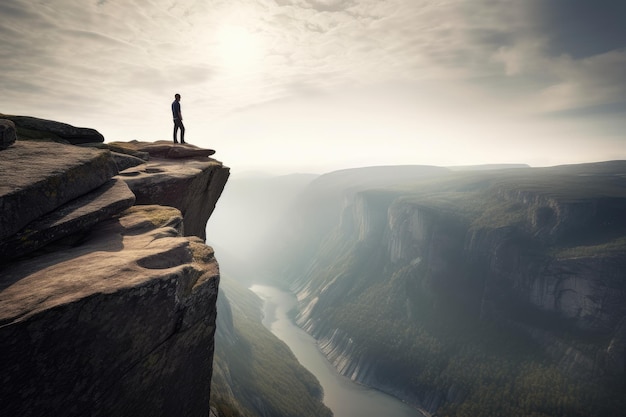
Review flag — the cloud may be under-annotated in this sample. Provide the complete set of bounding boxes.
[0,1,43,21]
[492,35,626,113]
[62,29,130,47]
[304,0,355,12]
[0,0,221,116]
[0,0,522,114]
[527,0,626,59]
[538,50,626,112]
[0,0,624,162]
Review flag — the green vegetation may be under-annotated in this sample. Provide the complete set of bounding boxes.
[268,162,626,417]
[123,206,181,228]
[315,261,625,417]
[210,277,332,417]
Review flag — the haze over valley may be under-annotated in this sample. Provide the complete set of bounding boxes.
[208,162,626,417]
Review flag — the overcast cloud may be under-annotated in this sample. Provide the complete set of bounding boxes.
[1,0,624,172]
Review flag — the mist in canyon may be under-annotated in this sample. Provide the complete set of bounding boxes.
[206,162,626,417]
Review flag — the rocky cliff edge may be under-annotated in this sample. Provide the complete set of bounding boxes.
[0,117,229,417]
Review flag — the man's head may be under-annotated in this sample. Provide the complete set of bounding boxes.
[175,93,181,101]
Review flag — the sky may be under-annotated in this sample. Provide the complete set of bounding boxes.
[1,0,625,175]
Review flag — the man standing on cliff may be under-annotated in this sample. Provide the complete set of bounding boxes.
[171,93,185,144]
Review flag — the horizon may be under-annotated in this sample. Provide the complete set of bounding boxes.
[1,0,625,175]
[229,159,625,179]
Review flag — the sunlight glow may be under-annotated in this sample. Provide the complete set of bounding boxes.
[215,24,264,74]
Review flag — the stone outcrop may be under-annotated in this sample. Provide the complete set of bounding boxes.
[0,119,17,149]
[0,113,105,144]
[0,206,220,417]
[113,141,228,240]
[114,141,216,159]
[0,178,135,261]
[0,141,120,243]
[0,118,229,417]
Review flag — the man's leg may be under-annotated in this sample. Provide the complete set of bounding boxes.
[173,121,179,143]
[180,121,186,143]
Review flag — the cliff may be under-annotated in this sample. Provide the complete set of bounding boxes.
[0,117,229,416]
[270,163,626,416]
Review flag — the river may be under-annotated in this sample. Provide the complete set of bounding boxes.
[249,284,426,417]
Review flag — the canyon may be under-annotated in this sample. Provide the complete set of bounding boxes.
[265,163,626,416]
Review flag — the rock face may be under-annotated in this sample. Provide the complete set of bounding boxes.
[0,114,105,144]
[0,178,135,261]
[113,141,228,240]
[118,141,216,159]
[0,141,120,243]
[270,163,626,414]
[0,125,229,417]
[0,206,220,417]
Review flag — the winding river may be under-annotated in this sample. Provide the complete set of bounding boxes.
[250,284,425,417]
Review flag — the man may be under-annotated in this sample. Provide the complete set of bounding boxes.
[171,93,185,144]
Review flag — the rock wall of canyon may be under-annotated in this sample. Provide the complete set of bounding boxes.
[278,164,626,414]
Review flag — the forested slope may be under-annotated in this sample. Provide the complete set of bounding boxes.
[264,162,626,417]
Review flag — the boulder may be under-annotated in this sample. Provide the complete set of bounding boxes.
[0,119,17,149]
[0,141,118,241]
[0,178,135,262]
[0,114,105,144]
[0,205,220,417]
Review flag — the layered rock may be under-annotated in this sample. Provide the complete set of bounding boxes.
[112,141,228,240]
[274,163,626,414]
[0,119,229,417]
[0,113,104,144]
[0,177,135,261]
[0,141,120,244]
[0,205,220,417]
